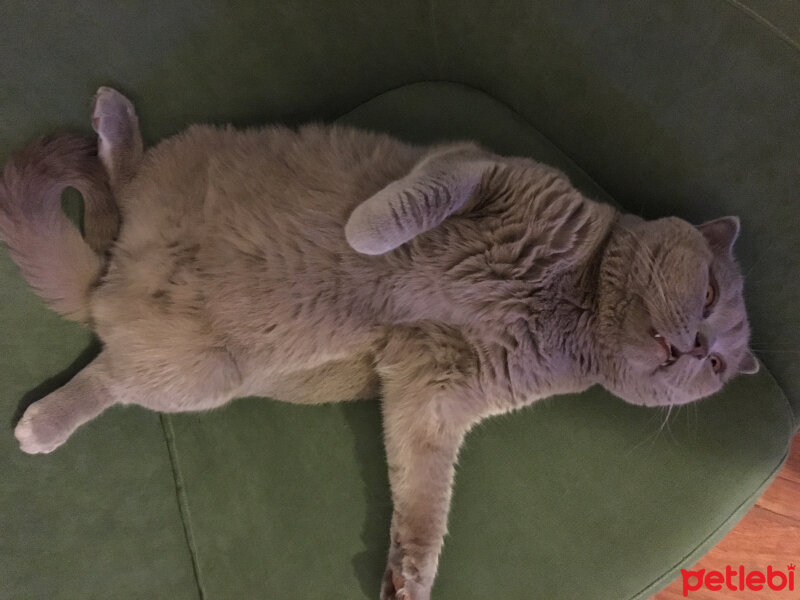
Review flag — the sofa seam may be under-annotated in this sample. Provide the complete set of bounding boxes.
[335,79,620,209]
[427,0,443,78]
[720,0,800,55]
[626,444,792,600]
[160,414,207,600]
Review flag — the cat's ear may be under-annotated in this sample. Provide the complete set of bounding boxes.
[345,144,494,255]
[697,216,740,255]
[738,350,760,375]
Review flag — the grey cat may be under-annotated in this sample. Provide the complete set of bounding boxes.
[0,87,759,600]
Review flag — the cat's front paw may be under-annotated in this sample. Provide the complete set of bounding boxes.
[14,402,70,454]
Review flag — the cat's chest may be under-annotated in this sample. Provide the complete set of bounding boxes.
[460,299,595,407]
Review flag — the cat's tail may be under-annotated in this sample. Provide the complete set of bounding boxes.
[0,134,118,325]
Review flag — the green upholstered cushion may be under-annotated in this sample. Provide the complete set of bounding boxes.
[2,2,798,599]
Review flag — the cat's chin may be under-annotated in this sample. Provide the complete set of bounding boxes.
[625,395,707,408]
[604,376,719,408]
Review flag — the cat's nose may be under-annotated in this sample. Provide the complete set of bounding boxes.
[688,332,709,358]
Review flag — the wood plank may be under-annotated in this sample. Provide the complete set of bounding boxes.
[758,476,800,521]
[655,507,800,599]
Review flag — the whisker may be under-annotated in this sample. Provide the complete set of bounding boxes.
[657,404,672,435]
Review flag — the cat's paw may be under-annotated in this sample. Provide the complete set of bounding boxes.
[91,87,138,164]
[91,87,135,138]
[380,554,432,600]
[380,568,430,600]
[14,402,70,454]
[380,568,407,600]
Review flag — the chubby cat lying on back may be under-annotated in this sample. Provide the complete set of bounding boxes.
[0,87,758,600]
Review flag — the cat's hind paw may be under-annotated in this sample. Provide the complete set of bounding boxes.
[90,86,142,183]
[14,402,70,454]
[91,87,136,147]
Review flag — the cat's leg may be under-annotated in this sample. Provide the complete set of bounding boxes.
[14,353,117,454]
[14,339,241,454]
[380,395,469,600]
[345,143,496,255]
[90,87,143,190]
[376,324,482,600]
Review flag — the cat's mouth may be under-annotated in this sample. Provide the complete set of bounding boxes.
[651,330,678,367]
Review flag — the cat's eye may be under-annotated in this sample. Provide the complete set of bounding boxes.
[703,270,718,317]
[704,284,715,307]
[709,354,724,374]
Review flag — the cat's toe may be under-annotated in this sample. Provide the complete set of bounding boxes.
[14,403,67,454]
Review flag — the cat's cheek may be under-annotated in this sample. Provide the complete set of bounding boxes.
[658,363,721,405]
[689,360,719,388]
[616,318,664,372]
[598,372,653,408]
[618,341,661,373]
[695,370,724,400]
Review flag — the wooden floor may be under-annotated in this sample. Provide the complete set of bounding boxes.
[654,433,800,599]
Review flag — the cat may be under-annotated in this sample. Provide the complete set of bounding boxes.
[0,87,759,600]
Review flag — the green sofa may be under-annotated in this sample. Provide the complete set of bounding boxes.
[2,2,798,599]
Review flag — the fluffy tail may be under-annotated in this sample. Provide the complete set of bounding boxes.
[0,134,118,324]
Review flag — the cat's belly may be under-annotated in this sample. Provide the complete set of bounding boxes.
[237,353,380,403]
[91,250,377,408]
[207,287,378,378]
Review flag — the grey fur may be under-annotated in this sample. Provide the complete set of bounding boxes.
[0,88,757,600]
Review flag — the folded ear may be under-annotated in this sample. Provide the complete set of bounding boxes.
[345,144,494,255]
[697,216,740,255]
[739,350,760,375]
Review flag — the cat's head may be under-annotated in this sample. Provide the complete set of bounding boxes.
[598,215,758,406]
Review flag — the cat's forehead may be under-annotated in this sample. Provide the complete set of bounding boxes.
[646,220,714,291]
[710,244,745,296]
[654,218,711,254]
[708,251,750,350]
